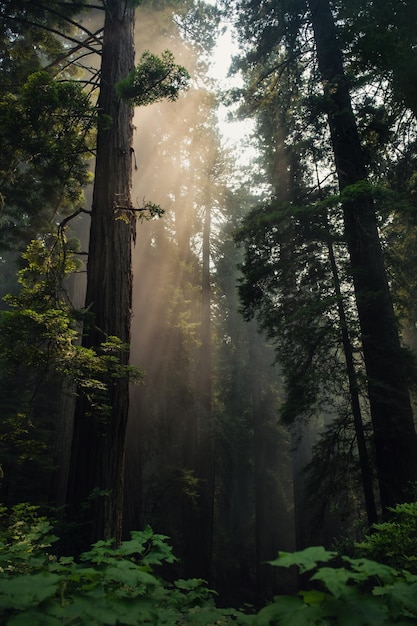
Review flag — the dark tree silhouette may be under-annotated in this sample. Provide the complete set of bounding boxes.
[307,0,417,511]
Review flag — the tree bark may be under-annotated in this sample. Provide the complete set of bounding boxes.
[66,0,135,550]
[326,234,378,525]
[307,0,417,512]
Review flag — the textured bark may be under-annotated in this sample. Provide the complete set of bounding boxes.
[66,0,135,550]
[308,0,417,511]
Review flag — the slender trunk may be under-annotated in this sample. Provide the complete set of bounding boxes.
[199,200,214,577]
[308,0,417,511]
[201,202,212,414]
[66,0,135,550]
[326,235,378,525]
[315,157,377,524]
[183,201,213,580]
[250,323,296,601]
[249,324,267,601]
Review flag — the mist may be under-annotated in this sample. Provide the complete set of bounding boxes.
[118,6,297,604]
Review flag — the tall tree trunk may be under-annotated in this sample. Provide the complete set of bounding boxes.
[198,199,214,577]
[200,202,212,415]
[249,325,280,603]
[183,200,214,581]
[307,0,417,512]
[66,0,135,550]
[315,159,377,524]
[326,234,378,525]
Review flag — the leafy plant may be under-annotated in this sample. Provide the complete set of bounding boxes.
[0,237,143,499]
[0,238,143,418]
[3,505,417,625]
[256,546,417,625]
[0,504,252,625]
[355,501,417,573]
[0,71,95,251]
[0,503,58,574]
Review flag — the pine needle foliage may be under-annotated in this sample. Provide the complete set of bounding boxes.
[115,50,190,107]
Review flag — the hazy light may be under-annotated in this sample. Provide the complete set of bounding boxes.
[207,25,256,165]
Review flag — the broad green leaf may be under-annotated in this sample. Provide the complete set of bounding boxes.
[68,594,157,625]
[8,609,61,626]
[269,546,336,573]
[255,595,323,626]
[104,560,159,590]
[342,557,397,582]
[311,566,367,597]
[66,566,100,583]
[317,594,389,626]
[299,589,328,606]
[0,572,60,610]
[374,581,417,619]
[116,528,177,565]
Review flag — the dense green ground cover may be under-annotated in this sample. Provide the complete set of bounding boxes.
[1,502,417,625]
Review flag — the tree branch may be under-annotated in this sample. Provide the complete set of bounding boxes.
[58,207,92,234]
[10,15,102,59]
[29,1,104,47]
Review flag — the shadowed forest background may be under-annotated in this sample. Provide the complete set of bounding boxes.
[1,0,417,623]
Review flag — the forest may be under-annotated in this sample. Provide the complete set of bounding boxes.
[1,0,417,623]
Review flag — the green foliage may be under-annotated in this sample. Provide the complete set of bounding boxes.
[115,50,190,107]
[0,238,79,497]
[0,237,142,443]
[257,547,417,625]
[340,0,417,116]
[0,71,95,250]
[138,201,166,220]
[2,505,417,625]
[115,200,165,224]
[0,0,90,87]
[234,196,349,426]
[0,503,58,573]
[175,1,222,54]
[355,501,417,574]
[0,505,251,625]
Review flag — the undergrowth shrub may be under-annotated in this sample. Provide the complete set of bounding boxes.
[256,545,417,625]
[355,501,417,573]
[0,504,250,625]
[1,503,417,625]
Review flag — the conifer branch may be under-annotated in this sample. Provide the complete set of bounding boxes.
[28,1,104,47]
[10,16,102,59]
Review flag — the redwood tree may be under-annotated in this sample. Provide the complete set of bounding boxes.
[65,0,136,549]
[64,0,190,550]
[307,0,417,512]
[226,0,417,515]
